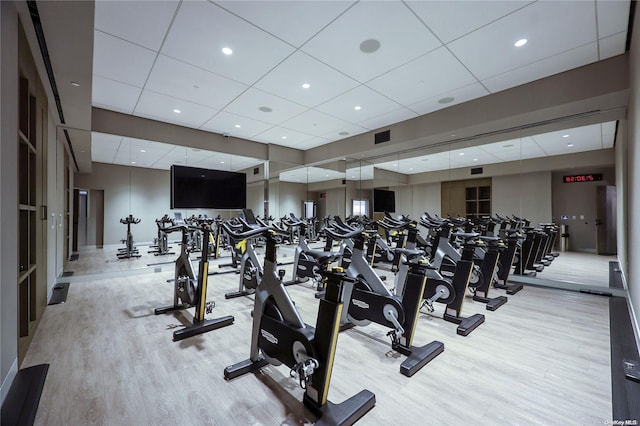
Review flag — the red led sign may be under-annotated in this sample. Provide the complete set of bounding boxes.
[562,173,603,183]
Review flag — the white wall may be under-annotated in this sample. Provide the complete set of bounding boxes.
[74,162,240,245]
[627,3,640,348]
[493,171,553,226]
[246,181,264,217]
[398,182,441,219]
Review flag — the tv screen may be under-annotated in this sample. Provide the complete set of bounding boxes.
[373,188,395,213]
[170,165,246,209]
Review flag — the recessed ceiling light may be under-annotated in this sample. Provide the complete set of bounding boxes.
[80,150,86,153]
[234,124,241,128]
[351,175,355,178]
[281,136,287,139]
[360,39,381,54]
[438,97,455,104]
[220,161,225,164]
[325,174,329,177]
[451,134,456,137]
[222,47,233,55]
[70,81,80,87]
[562,134,570,138]
[131,161,136,164]
[459,152,465,156]
[259,106,272,112]
[140,149,146,153]
[409,168,414,171]
[302,83,311,89]
[173,109,181,114]
[473,158,478,162]
[514,38,528,47]
[567,143,574,147]
[354,106,362,111]
[392,164,397,167]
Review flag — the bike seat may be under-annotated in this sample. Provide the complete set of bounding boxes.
[392,247,424,259]
[302,250,341,265]
[451,232,480,240]
[477,236,500,242]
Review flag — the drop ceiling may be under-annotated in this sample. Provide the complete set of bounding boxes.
[91,0,630,170]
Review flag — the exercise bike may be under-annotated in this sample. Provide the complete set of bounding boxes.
[155,219,234,341]
[117,214,141,259]
[323,225,445,376]
[223,225,376,425]
[283,215,339,289]
[148,214,175,256]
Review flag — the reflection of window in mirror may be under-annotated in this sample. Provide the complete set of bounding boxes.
[303,201,316,219]
[353,199,369,216]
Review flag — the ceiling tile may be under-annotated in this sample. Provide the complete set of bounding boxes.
[94,1,179,51]
[134,90,218,129]
[253,126,314,147]
[254,51,359,108]
[93,31,156,87]
[448,1,597,80]
[224,88,308,125]
[161,1,295,85]
[315,85,404,126]
[597,0,630,39]
[295,136,332,150]
[406,0,532,44]
[367,47,477,107]
[201,111,273,139]
[408,82,489,115]
[601,121,617,138]
[280,109,351,136]
[91,132,122,163]
[322,124,369,142]
[215,1,354,47]
[481,42,598,93]
[145,55,248,109]
[355,107,418,131]
[301,1,442,82]
[92,75,141,114]
[531,123,603,155]
[599,31,626,60]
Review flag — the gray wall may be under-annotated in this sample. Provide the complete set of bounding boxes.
[1,0,19,402]
[627,3,640,347]
[493,171,553,226]
[551,167,615,252]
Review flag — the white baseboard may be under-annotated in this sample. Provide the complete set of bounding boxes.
[1,357,18,405]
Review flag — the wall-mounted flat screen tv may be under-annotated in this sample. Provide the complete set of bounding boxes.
[373,188,395,213]
[170,165,246,209]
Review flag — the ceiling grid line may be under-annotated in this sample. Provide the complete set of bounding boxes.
[131,0,184,115]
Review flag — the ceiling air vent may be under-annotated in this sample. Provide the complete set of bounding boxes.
[470,167,483,175]
[374,130,391,144]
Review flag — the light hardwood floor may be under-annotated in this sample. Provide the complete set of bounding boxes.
[25,253,612,425]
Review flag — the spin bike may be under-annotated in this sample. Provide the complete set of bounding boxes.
[117,214,141,259]
[148,214,175,256]
[155,219,234,341]
[390,220,485,336]
[283,215,338,289]
[223,225,376,425]
[323,226,444,376]
[222,218,265,299]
